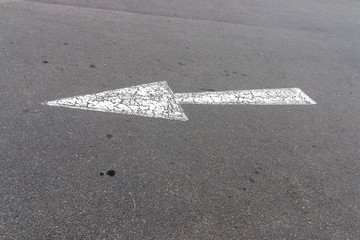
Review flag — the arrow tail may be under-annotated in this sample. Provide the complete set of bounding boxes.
[174,88,316,105]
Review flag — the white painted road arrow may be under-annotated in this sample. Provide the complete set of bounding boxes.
[44,81,316,121]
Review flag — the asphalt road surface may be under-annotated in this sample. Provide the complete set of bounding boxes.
[1,0,359,239]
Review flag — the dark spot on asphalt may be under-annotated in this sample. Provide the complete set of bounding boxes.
[128,75,132,78]
[106,134,113,139]
[350,92,352,94]
[243,188,246,191]
[233,71,237,74]
[103,84,107,87]
[156,59,160,62]
[43,61,48,64]
[89,64,96,68]
[23,109,29,113]
[186,46,189,49]
[225,74,230,76]
[312,145,318,148]
[9,42,12,44]
[224,70,228,73]
[200,88,215,92]
[89,145,93,148]
[154,72,158,75]
[108,57,111,59]
[234,225,239,230]
[228,196,232,199]
[242,73,247,77]
[249,178,255,183]
[113,42,117,44]
[100,172,104,176]
[125,119,130,123]
[55,66,62,71]
[177,62,186,66]
[254,170,260,174]
[63,42,68,45]
[107,170,115,176]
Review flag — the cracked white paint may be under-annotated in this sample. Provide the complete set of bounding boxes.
[44,81,316,121]
[45,81,188,121]
[175,88,316,105]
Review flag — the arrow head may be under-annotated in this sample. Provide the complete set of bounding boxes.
[44,81,189,121]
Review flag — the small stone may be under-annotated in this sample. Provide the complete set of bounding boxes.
[107,170,115,176]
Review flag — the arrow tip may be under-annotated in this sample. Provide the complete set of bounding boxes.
[43,81,189,121]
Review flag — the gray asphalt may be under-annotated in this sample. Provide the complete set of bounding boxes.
[1,0,359,239]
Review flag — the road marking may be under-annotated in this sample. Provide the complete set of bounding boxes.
[45,81,188,121]
[44,81,316,121]
[175,88,315,105]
